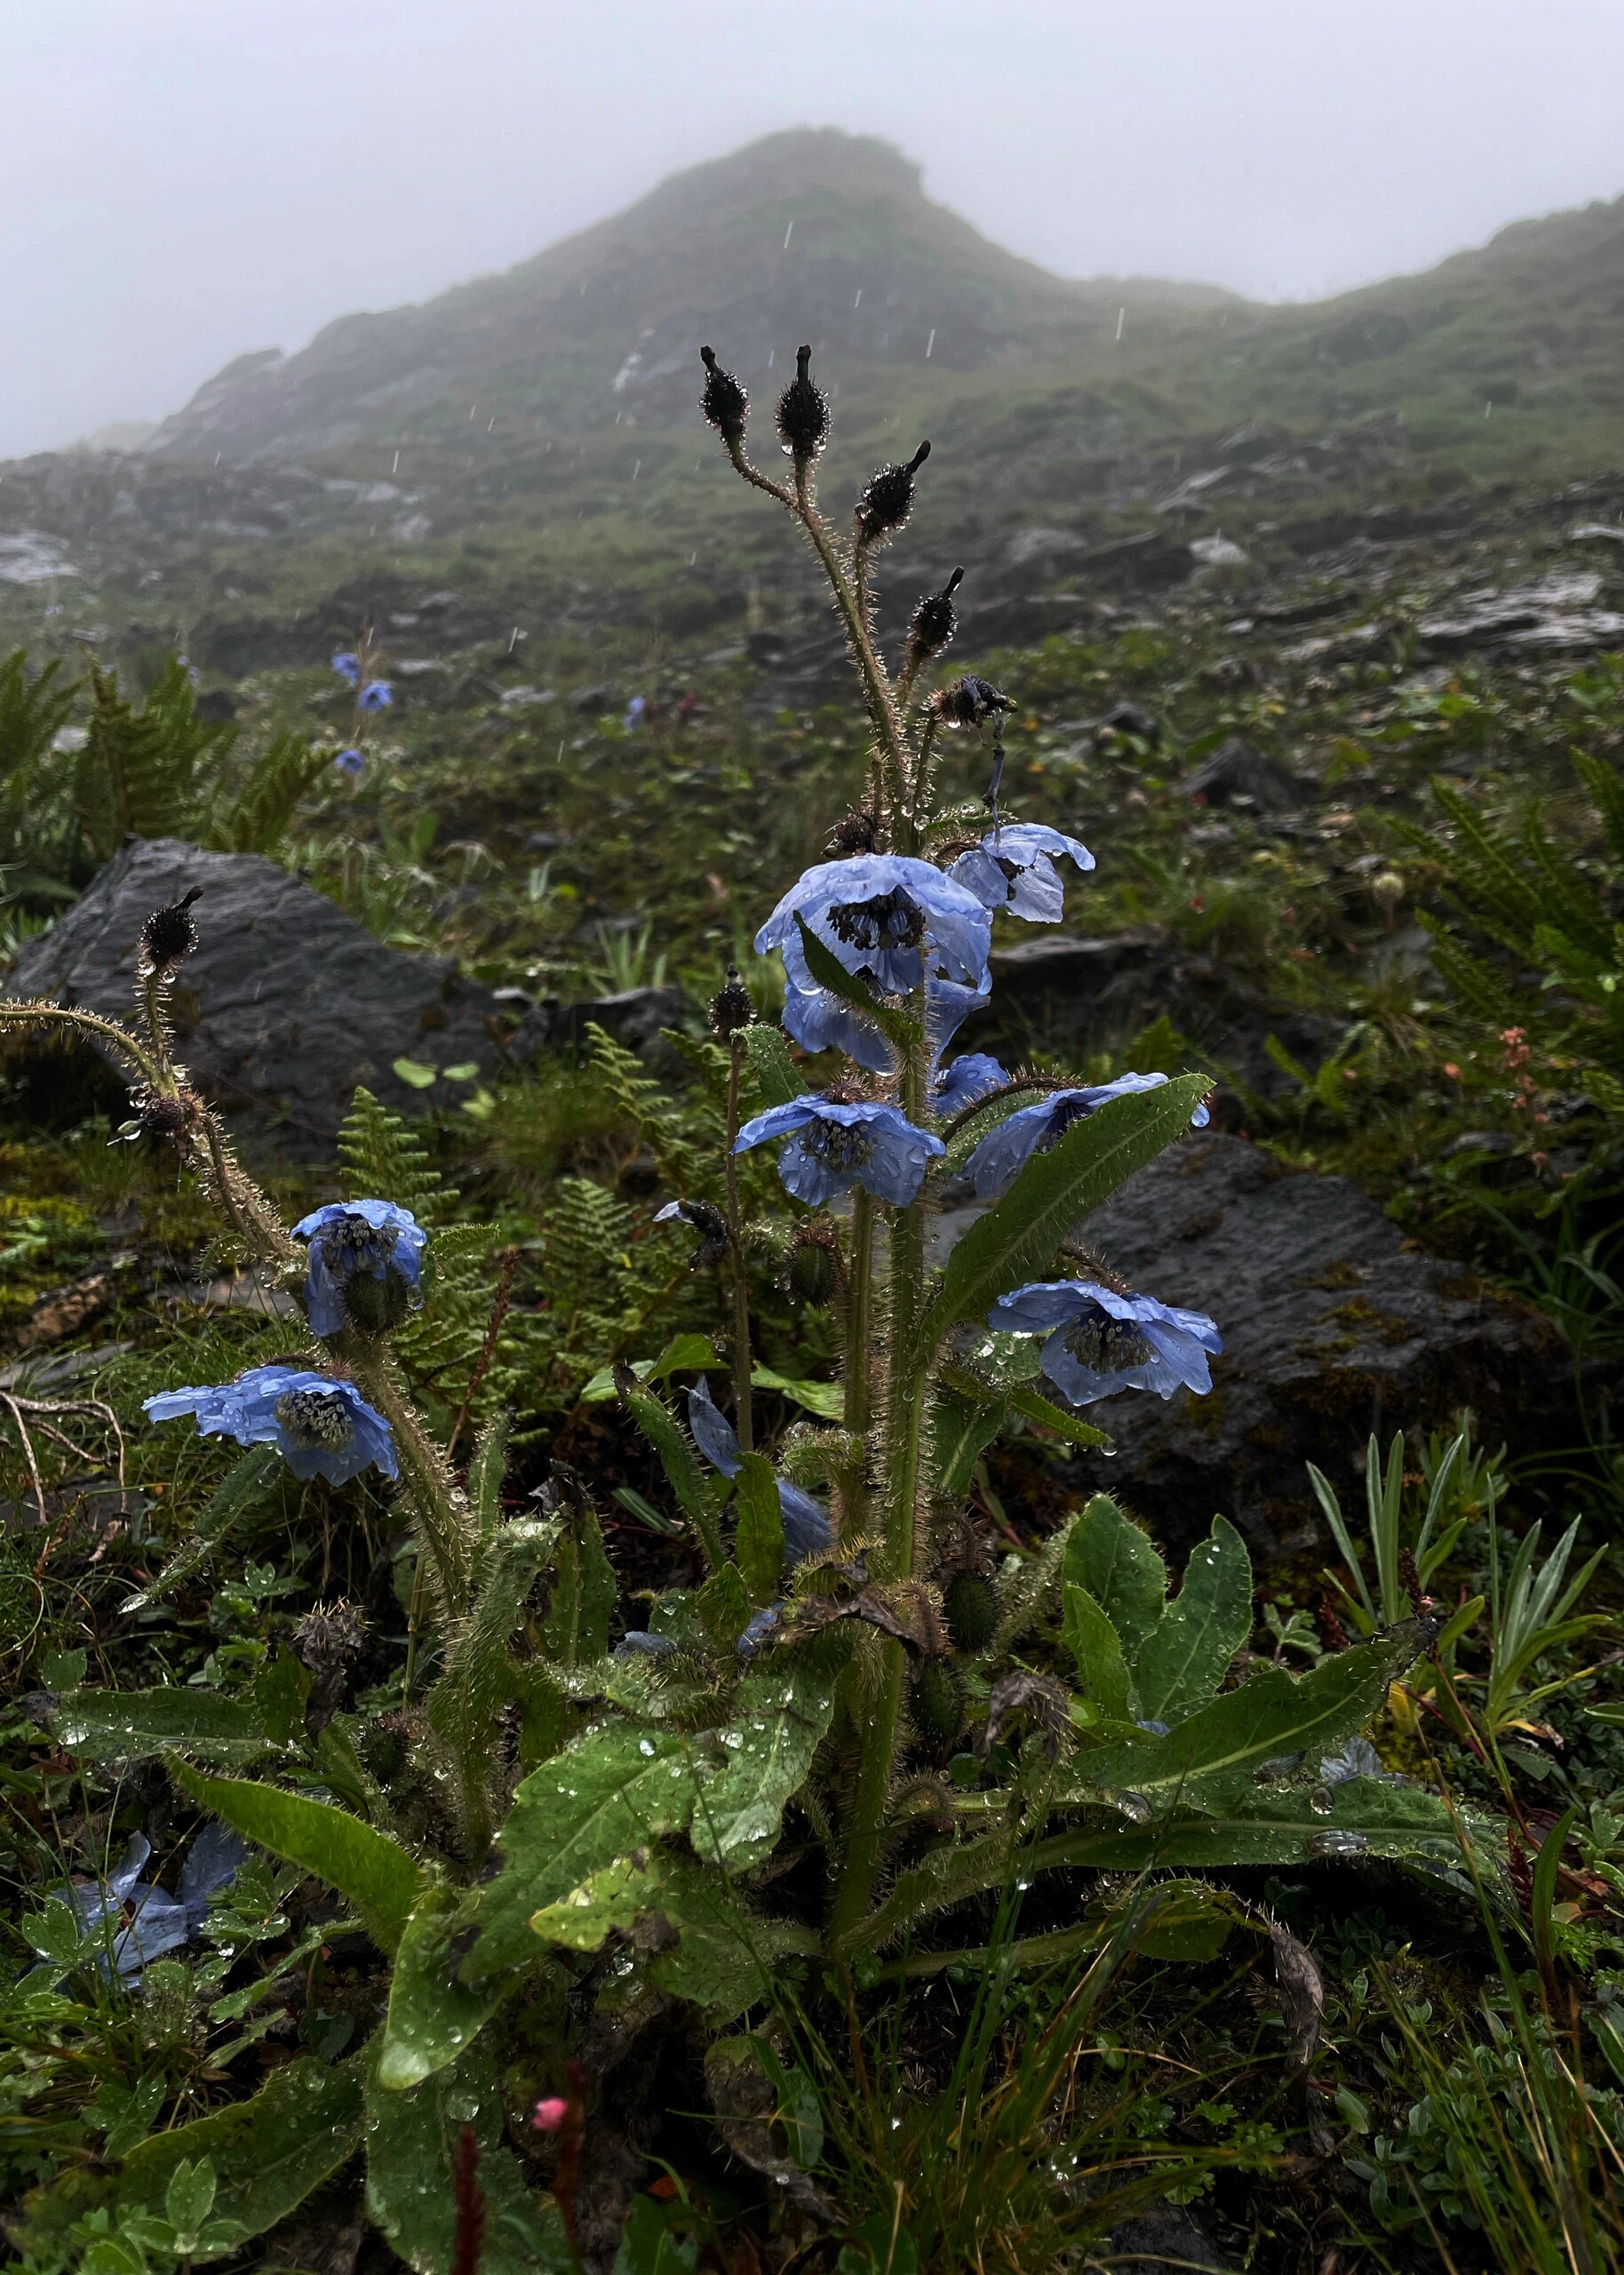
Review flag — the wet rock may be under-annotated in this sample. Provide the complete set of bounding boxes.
[1416,572,1624,658]
[1071,1134,1563,1552]
[1182,736,1304,813]
[3,836,506,1154]
[1100,698,1161,743]
[509,986,693,1060]
[1109,2201,1231,2274]
[1189,535,1250,569]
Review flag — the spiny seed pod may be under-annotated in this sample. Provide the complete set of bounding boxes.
[708,966,754,1040]
[909,1656,967,1746]
[827,809,878,856]
[908,567,964,663]
[776,345,828,463]
[340,1264,414,1337]
[937,675,1015,730]
[787,1231,838,1305]
[943,1569,999,1655]
[137,887,203,979]
[138,1092,195,1149]
[855,440,930,545]
[699,346,748,443]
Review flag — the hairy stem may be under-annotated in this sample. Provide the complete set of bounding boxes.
[344,1348,474,1625]
[828,1642,904,1950]
[724,1041,753,1453]
[0,1001,170,1098]
[841,1188,875,1536]
[790,465,912,834]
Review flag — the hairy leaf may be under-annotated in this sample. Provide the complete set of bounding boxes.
[933,1385,1007,1497]
[1036,1777,1468,1872]
[55,1688,281,1767]
[365,2042,567,2274]
[733,1451,785,1606]
[1063,1495,1166,1662]
[377,1884,507,2093]
[690,1664,836,1872]
[793,914,920,1051]
[171,1765,421,1953]
[1133,1516,1254,1724]
[621,1383,726,1569]
[1063,1585,1132,1721]
[742,1022,806,1107]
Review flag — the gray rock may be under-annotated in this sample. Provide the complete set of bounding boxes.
[1109,2200,1231,2273]
[3,837,506,1154]
[1067,1134,1560,1551]
[1181,736,1303,812]
[1415,572,1624,658]
[509,986,693,1058]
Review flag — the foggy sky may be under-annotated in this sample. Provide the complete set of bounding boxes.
[6,0,1622,459]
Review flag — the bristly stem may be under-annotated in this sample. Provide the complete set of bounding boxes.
[841,1187,875,1536]
[345,1348,474,1625]
[0,1000,170,1098]
[724,1039,753,1454]
[789,466,912,834]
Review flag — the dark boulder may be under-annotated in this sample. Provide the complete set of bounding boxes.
[3,837,507,1154]
[1067,1135,1562,1553]
[509,986,693,1059]
[1181,736,1304,812]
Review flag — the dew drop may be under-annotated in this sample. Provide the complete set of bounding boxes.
[1116,1791,1153,1824]
[638,1738,656,1757]
[1309,1787,1334,1816]
[1308,1829,1370,1859]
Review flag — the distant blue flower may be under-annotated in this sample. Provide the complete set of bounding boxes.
[145,1367,398,1485]
[623,695,647,729]
[951,824,1095,923]
[333,746,365,780]
[614,1630,680,1662]
[934,1051,1008,1115]
[291,1199,427,1337]
[685,1379,833,1563]
[989,1281,1222,1407]
[332,651,361,684]
[962,1074,1211,1198]
[57,1824,247,1985]
[359,680,393,713]
[734,1096,943,1208]
[757,854,991,998]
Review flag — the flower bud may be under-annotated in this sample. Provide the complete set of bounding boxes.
[699,346,748,443]
[137,888,202,980]
[775,346,828,462]
[707,966,754,1040]
[943,1569,998,1654]
[907,568,964,664]
[855,441,929,544]
[909,1656,967,1745]
[787,1232,838,1305]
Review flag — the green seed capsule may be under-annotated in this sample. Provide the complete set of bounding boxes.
[910,1656,966,1745]
[788,1237,837,1305]
[943,1569,998,1654]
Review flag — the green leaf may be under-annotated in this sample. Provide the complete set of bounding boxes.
[542,1507,617,1667]
[933,1385,1008,1497]
[251,1650,313,1745]
[1064,1496,1166,1661]
[742,1021,805,1107]
[1066,1627,1429,1810]
[620,1384,726,1569]
[1007,1384,1111,1454]
[21,1897,88,1968]
[365,2042,569,2273]
[392,1057,440,1089]
[733,1452,785,1606]
[921,1074,1210,1345]
[1038,1777,1469,1871]
[1063,1585,1132,1721]
[170,1765,421,1953]
[529,1849,812,2017]
[120,1444,283,1611]
[752,1366,844,1419]
[1133,1517,1254,1724]
[377,1884,508,2092]
[689,1664,836,1872]
[54,1687,281,1766]
[468,1723,706,1982]
[792,914,920,1051]
[697,1563,752,1652]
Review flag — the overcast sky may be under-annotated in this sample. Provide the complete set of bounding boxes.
[6,0,1622,459]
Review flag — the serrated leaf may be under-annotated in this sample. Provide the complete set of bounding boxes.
[1063,1585,1132,1720]
[921,1074,1210,1345]
[742,1022,805,1106]
[365,2042,566,2273]
[170,1765,421,1954]
[733,1451,785,1606]
[689,1664,836,1872]
[377,1884,506,2092]
[1063,1495,1166,1661]
[467,1723,705,1982]
[1133,1517,1254,1723]
[55,1688,279,1766]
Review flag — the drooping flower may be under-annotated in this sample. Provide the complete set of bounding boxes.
[757,854,991,999]
[55,1824,247,1985]
[988,1281,1222,1407]
[653,1197,728,1268]
[950,823,1095,923]
[359,680,393,713]
[962,1074,1210,1198]
[734,1096,943,1209]
[331,651,361,684]
[145,1367,398,1485]
[933,1051,1008,1116]
[332,746,365,780]
[685,1379,833,1563]
[291,1199,427,1338]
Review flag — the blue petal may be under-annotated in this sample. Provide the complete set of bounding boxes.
[951,825,1095,925]
[780,981,893,1072]
[686,1378,742,1480]
[934,1052,1008,1115]
[757,855,991,994]
[778,1481,834,1562]
[733,1098,817,1153]
[614,1630,680,1661]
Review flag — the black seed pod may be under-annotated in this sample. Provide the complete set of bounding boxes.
[855,440,929,544]
[787,1233,837,1305]
[708,966,754,1040]
[907,567,964,663]
[826,809,878,856]
[910,1656,967,1745]
[943,1569,998,1654]
[137,1092,195,1150]
[699,346,748,443]
[937,675,1015,730]
[137,887,202,979]
[775,346,828,462]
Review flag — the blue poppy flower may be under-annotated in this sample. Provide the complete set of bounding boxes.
[934,1051,1008,1116]
[359,680,393,713]
[291,1199,427,1338]
[757,855,991,999]
[962,1074,1211,1197]
[783,970,991,1078]
[331,651,361,685]
[988,1281,1222,1406]
[56,1824,247,1985]
[734,1097,944,1208]
[333,746,365,780]
[685,1379,833,1563]
[950,823,1095,923]
[145,1367,398,1486]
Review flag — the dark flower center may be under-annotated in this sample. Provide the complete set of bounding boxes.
[1063,1310,1154,1373]
[804,1118,876,1173]
[275,1387,355,1450]
[826,888,925,956]
[317,1219,398,1280]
